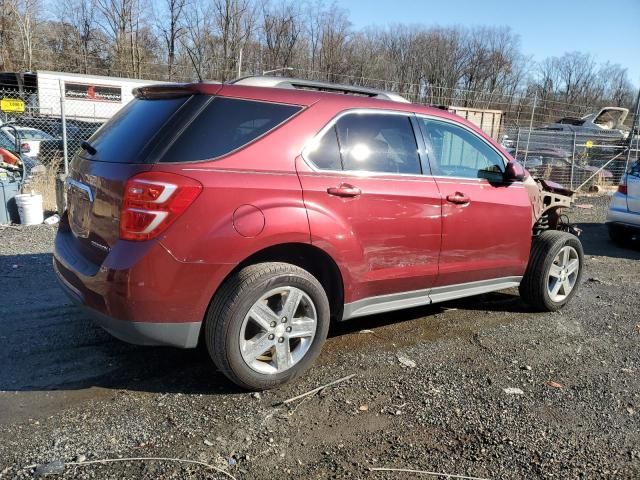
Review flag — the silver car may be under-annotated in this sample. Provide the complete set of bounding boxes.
[607,159,640,242]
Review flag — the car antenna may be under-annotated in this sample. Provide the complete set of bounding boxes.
[180,38,203,83]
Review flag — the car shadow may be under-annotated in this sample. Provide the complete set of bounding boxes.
[0,252,526,398]
[576,221,640,260]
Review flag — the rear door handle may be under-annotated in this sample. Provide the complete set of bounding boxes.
[446,192,470,204]
[327,184,362,198]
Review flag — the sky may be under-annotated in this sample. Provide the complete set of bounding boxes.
[343,0,640,85]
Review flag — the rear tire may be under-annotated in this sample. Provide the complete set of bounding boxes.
[205,262,330,390]
[519,231,584,312]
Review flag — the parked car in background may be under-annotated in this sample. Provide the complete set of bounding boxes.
[0,128,19,153]
[1,126,55,158]
[0,127,43,175]
[0,116,104,169]
[511,147,614,185]
[607,159,640,243]
[0,126,30,154]
[54,76,584,390]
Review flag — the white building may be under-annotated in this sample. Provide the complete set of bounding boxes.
[36,71,171,122]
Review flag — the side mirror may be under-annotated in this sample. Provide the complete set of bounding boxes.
[504,160,526,182]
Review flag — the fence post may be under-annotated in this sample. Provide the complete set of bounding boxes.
[624,87,640,173]
[570,132,577,189]
[514,125,520,159]
[59,80,69,175]
[523,91,537,168]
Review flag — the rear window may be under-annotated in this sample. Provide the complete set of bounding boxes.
[159,97,301,163]
[83,96,301,163]
[86,97,188,163]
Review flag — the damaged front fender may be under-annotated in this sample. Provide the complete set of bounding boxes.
[524,175,580,236]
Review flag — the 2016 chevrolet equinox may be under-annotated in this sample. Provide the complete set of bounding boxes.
[54,76,584,390]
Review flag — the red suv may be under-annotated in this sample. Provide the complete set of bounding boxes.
[54,77,584,389]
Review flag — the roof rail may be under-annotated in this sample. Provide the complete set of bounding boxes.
[228,75,409,103]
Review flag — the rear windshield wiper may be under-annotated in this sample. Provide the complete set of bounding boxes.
[81,141,97,155]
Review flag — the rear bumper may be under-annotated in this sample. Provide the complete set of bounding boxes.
[606,193,640,229]
[53,224,231,348]
[54,262,201,347]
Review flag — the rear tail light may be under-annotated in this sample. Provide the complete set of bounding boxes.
[618,176,628,195]
[120,171,202,241]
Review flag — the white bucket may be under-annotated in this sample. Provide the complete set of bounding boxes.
[15,193,44,225]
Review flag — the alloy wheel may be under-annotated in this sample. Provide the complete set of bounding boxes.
[239,286,317,375]
[547,245,580,302]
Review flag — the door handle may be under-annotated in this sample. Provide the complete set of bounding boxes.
[446,192,470,204]
[327,184,362,198]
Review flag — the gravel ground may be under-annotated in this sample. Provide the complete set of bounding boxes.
[0,194,639,479]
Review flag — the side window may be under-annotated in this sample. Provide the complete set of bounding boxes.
[306,126,342,170]
[335,113,421,174]
[160,97,301,163]
[628,160,640,178]
[420,118,505,180]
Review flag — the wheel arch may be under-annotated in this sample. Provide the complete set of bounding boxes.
[205,242,345,327]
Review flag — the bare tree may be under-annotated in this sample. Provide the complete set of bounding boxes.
[261,0,300,71]
[157,0,186,79]
[182,0,213,79]
[211,0,258,80]
[0,0,634,122]
[0,0,15,70]
[601,63,634,107]
[9,0,40,70]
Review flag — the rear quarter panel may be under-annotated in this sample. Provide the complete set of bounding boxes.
[150,104,323,308]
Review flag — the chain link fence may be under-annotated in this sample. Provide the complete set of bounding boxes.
[1,81,112,212]
[1,74,639,214]
[0,83,112,171]
[393,86,640,191]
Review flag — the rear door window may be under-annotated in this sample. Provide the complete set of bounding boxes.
[335,113,421,174]
[160,98,302,163]
[305,126,342,170]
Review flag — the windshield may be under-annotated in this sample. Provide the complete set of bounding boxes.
[0,130,16,151]
[15,129,54,141]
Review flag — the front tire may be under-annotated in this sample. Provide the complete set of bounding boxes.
[519,231,584,312]
[205,262,330,390]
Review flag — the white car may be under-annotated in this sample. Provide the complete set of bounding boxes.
[0,126,55,158]
[607,159,640,242]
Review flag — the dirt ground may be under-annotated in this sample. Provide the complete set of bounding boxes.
[0,194,639,479]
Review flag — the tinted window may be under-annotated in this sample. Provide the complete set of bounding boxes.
[160,98,301,162]
[0,130,15,151]
[17,129,54,141]
[420,118,505,179]
[306,126,342,170]
[86,97,188,163]
[335,113,421,174]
